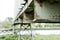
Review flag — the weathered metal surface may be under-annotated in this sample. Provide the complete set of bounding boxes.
[34,0,60,22]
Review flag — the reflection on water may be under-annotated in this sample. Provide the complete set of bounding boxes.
[0,30,60,35]
[18,30,60,35]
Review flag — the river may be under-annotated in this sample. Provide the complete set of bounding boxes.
[0,30,60,35]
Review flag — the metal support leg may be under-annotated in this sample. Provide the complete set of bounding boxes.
[30,24,33,40]
[18,24,21,40]
[13,26,15,35]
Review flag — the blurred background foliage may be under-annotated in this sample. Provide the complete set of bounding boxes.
[0,17,13,28]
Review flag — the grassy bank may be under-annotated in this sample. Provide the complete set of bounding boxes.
[0,34,18,40]
[34,35,60,40]
[0,34,60,40]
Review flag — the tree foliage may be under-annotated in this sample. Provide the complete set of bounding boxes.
[0,17,13,28]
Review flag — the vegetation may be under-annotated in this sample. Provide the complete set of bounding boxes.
[31,23,60,28]
[0,17,13,28]
[0,34,60,40]
[0,34,18,40]
[34,35,60,40]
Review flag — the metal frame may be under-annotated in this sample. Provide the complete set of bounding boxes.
[13,23,33,40]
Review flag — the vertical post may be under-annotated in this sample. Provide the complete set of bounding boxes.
[18,24,21,40]
[30,23,33,40]
[13,26,15,35]
[20,24,21,40]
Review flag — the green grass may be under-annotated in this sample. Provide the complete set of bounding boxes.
[0,34,18,40]
[20,35,32,40]
[0,34,60,40]
[34,35,60,40]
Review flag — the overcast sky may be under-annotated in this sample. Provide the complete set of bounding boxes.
[0,0,15,22]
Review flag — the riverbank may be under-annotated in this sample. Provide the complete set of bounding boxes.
[0,34,60,40]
